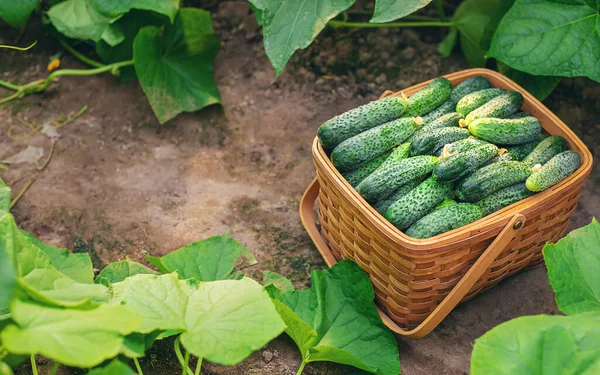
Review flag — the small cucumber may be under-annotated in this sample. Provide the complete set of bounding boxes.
[455,88,505,116]
[331,117,420,171]
[456,161,532,202]
[476,183,533,216]
[434,143,499,182]
[372,179,421,214]
[378,143,411,169]
[406,203,482,239]
[357,155,439,202]
[421,76,491,123]
[421,100,455,123]
[509,111,531,119]
[504,135,547,160]
[525,151,580,192]
[434,198,457,210]
[384,177,453,230]
[318,96,407,148]
[522,136,568,167]
[342,152,391,187]
[483,151,514,166]
[468,116,541,145]
[408,112,463,142]
[410,127,470,156]
[434,138,489,157]
[462,91,524,125]
[403,78,452,117]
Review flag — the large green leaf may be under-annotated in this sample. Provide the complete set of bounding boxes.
[267,260,400,375]
[0,0,39,28]
[90,0,179,22]
[0,179,10,216]
[145,233,257,282]
[497,62,561,100]
[87,360,136,375]
[471,313,600,374]
[96,259,158,284]
[1,299,140,368]
[371,0,432,23]
[0,246,16,317]
[263,270,294,291]
[0,362,12,375]
[249,0,355,76]
[489,0,600,82]
[110,273,286,365]
[47,0,123,45]
[133,8,221,124]
[543,218,600,315]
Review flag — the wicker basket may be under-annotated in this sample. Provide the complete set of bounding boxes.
[300,68,593,338]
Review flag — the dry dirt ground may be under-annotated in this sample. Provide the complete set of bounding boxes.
[1,2,599,375]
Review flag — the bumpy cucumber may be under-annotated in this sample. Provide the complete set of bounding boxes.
[408,112,463,142]
[372,179,421,214]
[384,177,452,230]
[434,143,499,182]
[483,151,514,166]
[403,78,452,117]
[476,183,533,216]
[455,88,505,116]
[421,100,454,123]
[462,91,524,125]
[456,161,532,202]
[342,152,391,187]
[468,116,541,145]
[410,127,470,156]
[522,136,568,167]
[434,198,457,210]
[331,118,419,171]
[525,151,580,192]
[406,203,482,239]
[421,76,491,122]
[378,143,410,169]
[509,111,531,119]
[434,138,488,157]
[357,155,439,202]
[504,135,547,160]
[318,96,407,148]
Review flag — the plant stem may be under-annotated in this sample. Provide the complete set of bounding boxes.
[48,362,60,375]
[194,357,202,375]
[328,20,453,28]
[10,178,34,209]
[435,0,447,21]
[0,41,37,51]
[60,41,105,68]
[30,355,38,375]
[133,357,144,375]
[54,105,88,129]
[0,79,20,91]
[173,337,194,375]
[0,91,22,105]
[296,360,307,375]
[182,351,190,375]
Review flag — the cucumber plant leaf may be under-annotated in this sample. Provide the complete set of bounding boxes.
[0,299,141,368]
[0,362,12,375]
[47,0,124,46]
[248,0,355,76]
[120,331,162,358]
[263,270,294,291]
[110,273,286,365]
[267,260,400,375]
[90,0,179,23]
[489,0,600,82]
[88,359,136,375]
[96,259,158,284]
[497,62,561,101]
[471,313,600,374]
[543,218,600,315]
[133,8,221,124]
[0,0,39,28]
[0,179,10,216]
[145,233,257,282]
[371,0,432,23]
[0,246,16,317]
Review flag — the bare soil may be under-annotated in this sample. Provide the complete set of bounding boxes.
[1,2,599,375]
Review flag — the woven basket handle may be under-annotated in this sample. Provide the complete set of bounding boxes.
[300,177,526,338]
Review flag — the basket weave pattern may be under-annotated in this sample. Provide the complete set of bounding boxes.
[311,69,592,329]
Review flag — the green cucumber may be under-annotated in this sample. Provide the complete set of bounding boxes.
[406,203,482,239]
[372,179,421,215]
[522,136,568,167]
[456,161,532,202]
[318,96,407,148]
[509,111,531,119]
[384,177,453,230]
[525,151,580,192]
[504,135,548,160]
[476,183,533,216]
[483,151,514,166]
[410,127,470,156]
[434,143,499,182]
[455,88,505,116]
[403,77,452,117]
[378,143,411,169]
[421,76,491,122]
[408,112,463,142]
[331,118,419,171]
[357,155,439,202]
[421,100,455,123]
[342,152,391,187]
[434,138,488,157]
[462,91,524,125]
[468,116,541,145]
[434,198,457,210]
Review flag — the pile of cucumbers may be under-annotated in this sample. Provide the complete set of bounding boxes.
[318,76,581,239]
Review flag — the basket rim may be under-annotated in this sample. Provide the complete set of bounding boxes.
[313,68,593,252]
